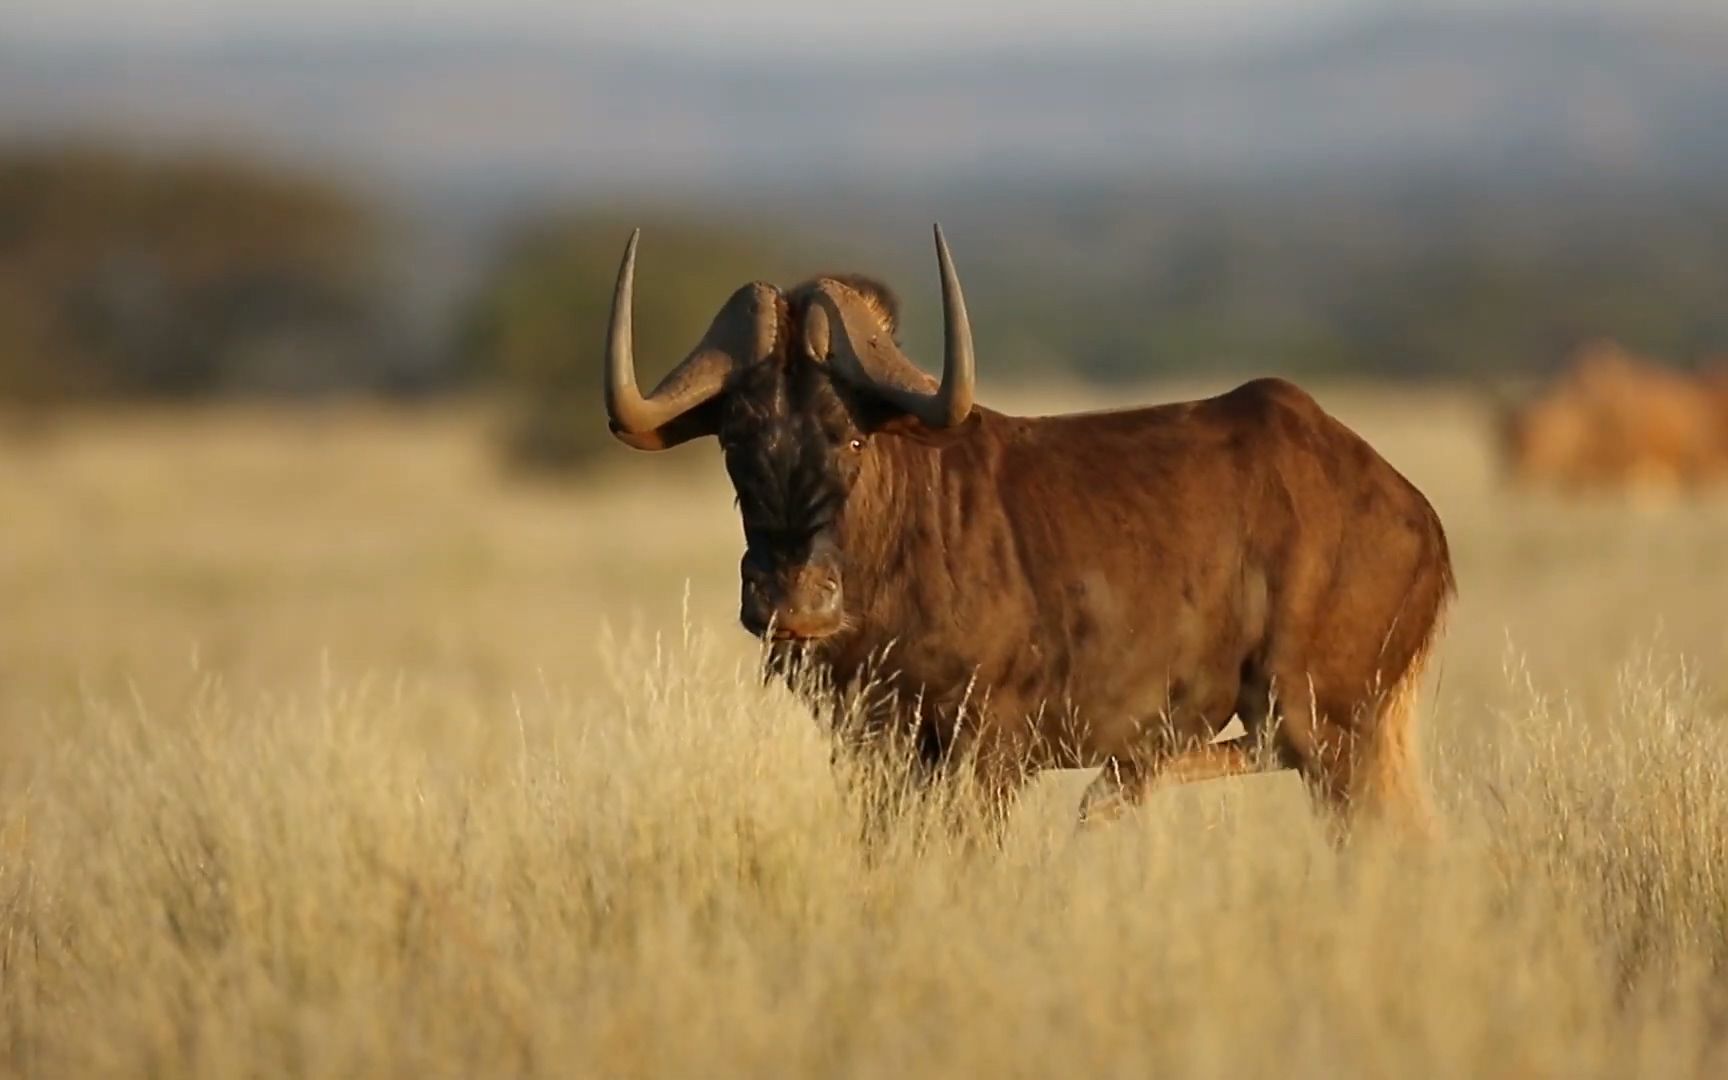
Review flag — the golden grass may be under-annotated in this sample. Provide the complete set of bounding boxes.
[4,386,1728,1077]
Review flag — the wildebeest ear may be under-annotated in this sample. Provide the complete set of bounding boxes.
[798,227,976,433]
[803,281,937,387]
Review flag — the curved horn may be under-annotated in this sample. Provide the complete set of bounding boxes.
[927,222,976,428]
[815,224,976,429]
[604,229,776,451]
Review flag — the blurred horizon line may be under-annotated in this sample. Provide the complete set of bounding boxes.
[7,3,1728,208]
[5,3,1726,61]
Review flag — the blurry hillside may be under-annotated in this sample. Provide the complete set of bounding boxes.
[4,6,1728,462]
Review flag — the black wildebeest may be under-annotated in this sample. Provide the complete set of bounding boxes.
[603,225,1453,834]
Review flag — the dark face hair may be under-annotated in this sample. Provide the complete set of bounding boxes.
[719,357,871,640]
[601,235,974,639]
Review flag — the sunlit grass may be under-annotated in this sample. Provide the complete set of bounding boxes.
[3,392,1728,1076]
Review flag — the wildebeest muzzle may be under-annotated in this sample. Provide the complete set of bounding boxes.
[740,551,844,641]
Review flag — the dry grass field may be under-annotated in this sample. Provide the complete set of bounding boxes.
[4,383,1728,1077]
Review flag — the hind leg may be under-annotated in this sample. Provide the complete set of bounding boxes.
[1076,740,1273,829]
[1077,671,1292,831]
[1350,676,1438,837]
[1273,680,1433,842]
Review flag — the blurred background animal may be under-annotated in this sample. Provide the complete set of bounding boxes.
[1496,341,1728,496]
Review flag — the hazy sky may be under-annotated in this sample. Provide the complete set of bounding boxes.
[4,0,1696,50]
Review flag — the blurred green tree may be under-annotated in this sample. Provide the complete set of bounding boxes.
[463,216,804,473]
[0,146,388,403]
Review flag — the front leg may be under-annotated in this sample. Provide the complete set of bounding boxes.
[832,700,1031,853]
[934,741,1029,851]
[926,705,1036,850]
[828,722,926,855]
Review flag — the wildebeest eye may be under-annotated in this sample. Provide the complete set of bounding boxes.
[847,438,865,452]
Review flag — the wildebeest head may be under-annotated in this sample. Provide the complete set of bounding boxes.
[603,226,976,641]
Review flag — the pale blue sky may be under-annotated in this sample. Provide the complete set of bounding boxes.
[3,0,1694,50]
